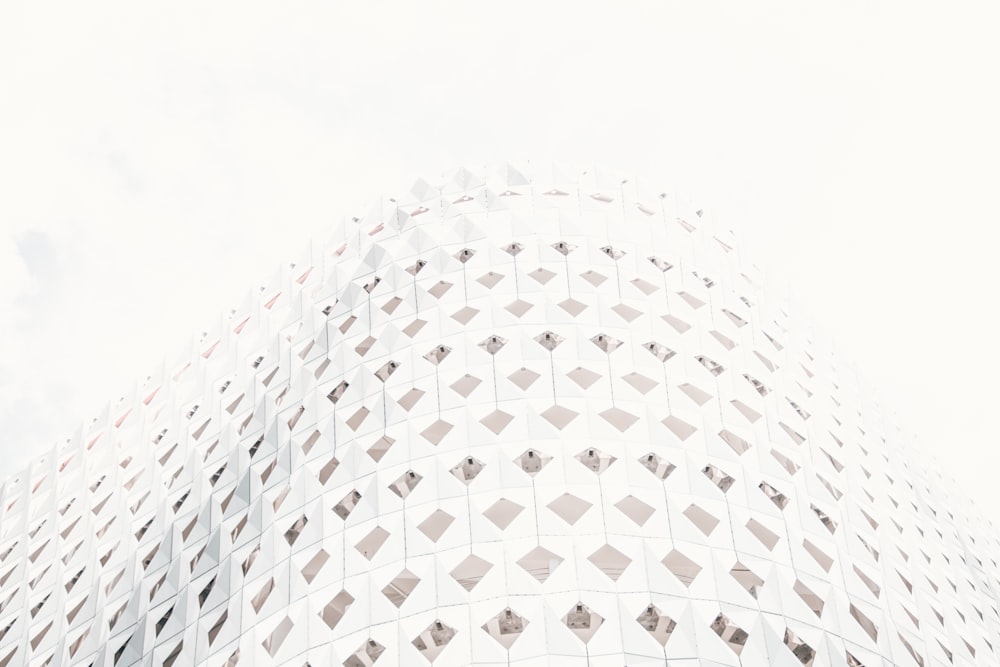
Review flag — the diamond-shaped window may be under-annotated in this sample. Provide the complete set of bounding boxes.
[600,407,639,431]
[450,456,485,484]
[534,330,564,351]
[389,470,422,499]
[540,404,578,429]
[251,577,275,614]
[811,504,837,533]
[508,367,541,390]
[780,421,806,445]
[588,544,631,581]
[611,303,643,322]
[450,374,482,398]
[600,244,625,259]
[730,561,765,599]
[343,639,385,667]
[695,354,725,376]
[562,602,603,644]
[320,590,354,630]
[649,255,673,271]
[771,448,800,475]
[381,296,402,314]
[428,281,452,298]
[803,539,834,572]
[662,549,701,586]
[382,569,419,608]
[794,579,824,617]
[558,297,587,316]
[333,490,362,520]
[482,608,528,649]
[746,518,780,551]
[678,383,712,405]
[412,620,457,663]
[284,515,308,546]
[662,415,697,440]
[403,318,427,337]
[683,503,719,535]
[567,366,601,389]
[301,549,329,584]
[614,495,655,526]
[898,633,925,666]
[318,457,339,485]
[703,465,735,493]
[354,337,376,358]
[261,616,293,658]
[478,335,507,355]
[506,298,533,317]
[420,419,453,445]
[450,554,493,591]
[477,271,504,288]
[644,341,676,362]
[551,240,576,255]
[622,372,658,394]
[730,400,762,423]
[743,373,769,396]
[853,565,881,599]
[590,333,622,354]
[355,526,389,560]
[528,267,556,285]
[480,409,513,434]
[663,314,691,332]
[783,628,815,666]
[483,498,523,530]
[817,474,843,500]
[718,429,752,455]
[759,481,789,509]
[374,360,400,382]
[451,306,479,324]
[396,389,424,412]
[787,398,811,420]
[417,510,454,543]
[821,447,845,472]
[367,435,395,461]
[640,453,676,480]
[575,448,617,474]
[547,493,592,525]
[423,345,451,365]
[710,329,736,350]
[517,546,563,582]
[502,242,523,256]
[345,405,370,431]
[327,381,349,404]
[846,651,866,667]
[850,604,878,642]
[514,448,551,476]
[710,613,748,656]
[636,604,676,646]
[631,277,659,295]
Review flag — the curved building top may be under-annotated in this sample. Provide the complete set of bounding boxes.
[0,163,997,666]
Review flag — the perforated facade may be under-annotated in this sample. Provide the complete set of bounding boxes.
[2,164,999,666]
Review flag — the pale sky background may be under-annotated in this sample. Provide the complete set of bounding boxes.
[2,1,999,519]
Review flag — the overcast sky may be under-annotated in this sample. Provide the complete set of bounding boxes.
[2,0,999,518]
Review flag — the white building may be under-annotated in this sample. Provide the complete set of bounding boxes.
[1,164,998,666]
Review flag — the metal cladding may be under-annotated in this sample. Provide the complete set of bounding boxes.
[1,164,999,666]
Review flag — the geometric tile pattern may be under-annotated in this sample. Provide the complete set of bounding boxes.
[1,163,999,666]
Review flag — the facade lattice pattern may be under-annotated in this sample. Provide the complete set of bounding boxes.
[1,164,999,666]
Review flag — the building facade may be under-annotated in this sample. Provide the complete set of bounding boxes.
[1,164,999,666]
